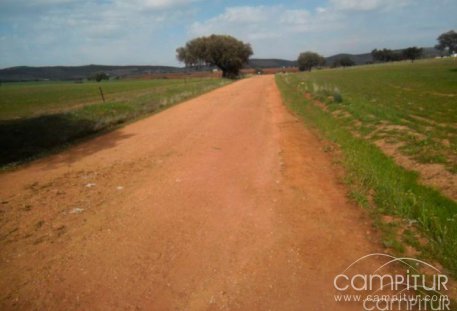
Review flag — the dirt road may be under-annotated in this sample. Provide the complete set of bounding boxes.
[0,76,382,310]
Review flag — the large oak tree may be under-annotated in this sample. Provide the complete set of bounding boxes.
[297,52,325,71]
[176,35,253,79]
[402,47,423,63]
[435,30,457,55]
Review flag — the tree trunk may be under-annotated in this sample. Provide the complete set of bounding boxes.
[221,69,239,79]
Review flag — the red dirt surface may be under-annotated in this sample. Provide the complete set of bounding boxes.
[0,76,383,310]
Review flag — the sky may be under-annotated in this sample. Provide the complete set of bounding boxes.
[0,0,456,68]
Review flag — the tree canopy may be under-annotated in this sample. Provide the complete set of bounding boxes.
[435,30,457,55]
[176,35,253,79]
[332,56,355,68]
[371,49,402,62]
[402,47,423,62]
[297,52,325,71]
[88,72,109,82]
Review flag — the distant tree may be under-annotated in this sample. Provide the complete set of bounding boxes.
[402,47,423,62]
[176,34,253,79]
[297,51,326,71]
[392,53,403,61]
[332,56,355,68]
[339,56,355,67]
[371,49,381,62]
[371,49,385,62]
[371,48,402,62]
[435,30,457,55]
[89,72,109,82]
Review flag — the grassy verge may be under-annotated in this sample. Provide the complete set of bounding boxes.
[0,78,230,168]
[291,58,457,173]
[275,73,457,278]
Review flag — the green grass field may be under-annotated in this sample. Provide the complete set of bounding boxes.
[0,78,225,119]
[0,78,230,167]
[294,58,457,172]
[276,58,457,277]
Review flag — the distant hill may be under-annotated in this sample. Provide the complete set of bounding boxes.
[248,58,297,68]
[325,53,373,66]
[0,65,183,82]
[248,53,373,68]
[421,47,445,58]
[250,47,444,68]
[0,47,445,81]
[326,47,443,66]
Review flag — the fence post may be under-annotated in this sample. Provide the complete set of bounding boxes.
[99,87,105,103]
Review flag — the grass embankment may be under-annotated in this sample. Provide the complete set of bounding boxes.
[0,78,230,168]
[275,59,457,277]
[297,59,457,173]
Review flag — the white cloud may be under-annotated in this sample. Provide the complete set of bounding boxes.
[188,5,347,60]
[214,6,274,23]
[0,0,199,67]
[0,0,79,10]
[190,6,275,41]
[139,0,205,9]
[186,1,448,60]
[29,0,77,4]
[279,10,311,25]
[329,0,411,11]
[0,0,455,67]
[189,5,344,43]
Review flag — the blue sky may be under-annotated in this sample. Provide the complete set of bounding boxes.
[0,0,456,68]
